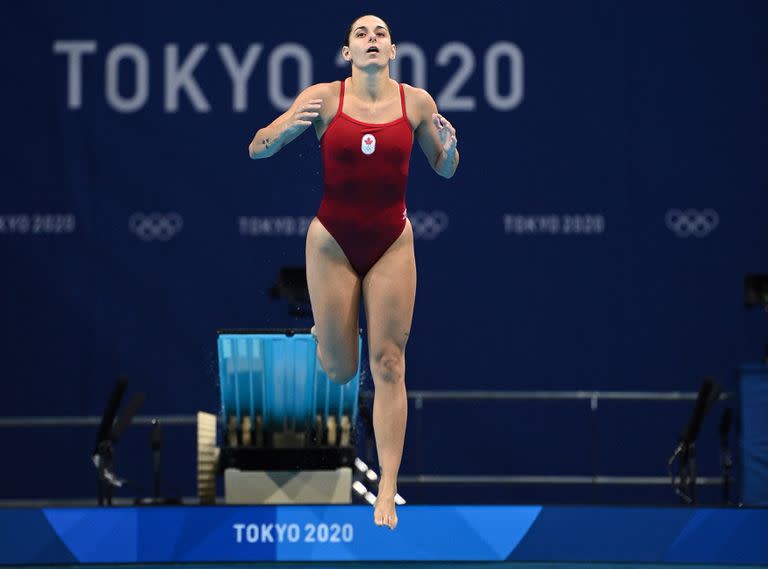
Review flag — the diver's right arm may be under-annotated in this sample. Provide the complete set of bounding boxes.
[248,94,322,159]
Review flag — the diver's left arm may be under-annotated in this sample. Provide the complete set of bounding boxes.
[413,87,459,179]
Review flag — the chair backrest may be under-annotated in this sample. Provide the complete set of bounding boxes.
[217,330,361,434]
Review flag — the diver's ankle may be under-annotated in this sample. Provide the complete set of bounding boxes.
[377,481,397,498]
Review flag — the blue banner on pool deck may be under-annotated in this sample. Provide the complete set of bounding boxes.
[0,505,766,565]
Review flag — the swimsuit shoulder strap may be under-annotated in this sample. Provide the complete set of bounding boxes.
[337,79,346,116]
[398,83,407,119]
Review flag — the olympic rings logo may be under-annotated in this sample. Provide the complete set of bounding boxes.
[408,211,449,240]
[129,212,183,241]
[664,209,719,238]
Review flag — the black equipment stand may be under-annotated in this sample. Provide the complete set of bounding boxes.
[93,377,145,506]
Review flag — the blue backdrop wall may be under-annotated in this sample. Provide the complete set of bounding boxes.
[1,0,765,503]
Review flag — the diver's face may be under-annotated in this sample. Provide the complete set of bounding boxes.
[344,16,395,67]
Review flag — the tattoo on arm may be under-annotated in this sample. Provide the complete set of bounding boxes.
[262,138,271,148]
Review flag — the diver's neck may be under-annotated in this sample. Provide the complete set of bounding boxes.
[348,69,395,103]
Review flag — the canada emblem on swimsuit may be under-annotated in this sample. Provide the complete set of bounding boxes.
[361,133,376,155]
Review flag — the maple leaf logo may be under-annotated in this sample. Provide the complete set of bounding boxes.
[364,137,373,145]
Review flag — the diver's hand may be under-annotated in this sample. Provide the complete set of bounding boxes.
[432,113,457,153]
[284,99,323,137]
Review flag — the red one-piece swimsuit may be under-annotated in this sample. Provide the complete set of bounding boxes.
[317,78,413,276]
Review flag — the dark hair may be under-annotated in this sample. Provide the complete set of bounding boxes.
[343,15,394,48]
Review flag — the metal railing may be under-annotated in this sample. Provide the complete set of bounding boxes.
[0,389,730,427]
[0,390,730,489]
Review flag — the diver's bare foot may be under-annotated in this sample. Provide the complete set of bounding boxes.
[373,491,398,530]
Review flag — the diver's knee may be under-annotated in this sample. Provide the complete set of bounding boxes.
[324,361,359,385]
[370,351,404,384]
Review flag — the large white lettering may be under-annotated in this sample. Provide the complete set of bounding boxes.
[165,44,210,112]
[268,43,312,110]
[218,44,262,111]
[52,40,97,109]
[53,41,525,113]
[106,44,149,113]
